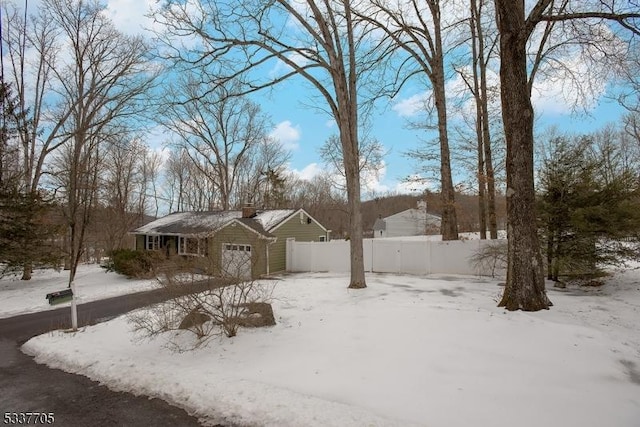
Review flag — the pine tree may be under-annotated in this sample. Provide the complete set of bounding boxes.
[0,83,63,278]
[0,188,63,277]
[539,135,640,282]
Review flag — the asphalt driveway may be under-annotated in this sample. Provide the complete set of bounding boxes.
[0,285,225,426]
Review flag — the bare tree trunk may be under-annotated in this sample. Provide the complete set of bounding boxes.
[482,108,498,239]
[475,0,499,239]
[433,65,459,240]
[339,3,366,289]
[470,2,487,240]
[344,150,366,288]
[354,0,458,240]
[433,5,458,241]
[477,127,487,240]
[495,0,551,311]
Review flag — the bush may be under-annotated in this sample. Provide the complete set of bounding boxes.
[470,241,508,277]
[128,269,277,351]
[105,249,163,279]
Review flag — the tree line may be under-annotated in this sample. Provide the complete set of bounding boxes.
[1,0,639,311]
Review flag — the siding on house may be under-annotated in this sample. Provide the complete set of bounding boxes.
[378,209,441,238]
[269,211,329,274]
[209,222,269,279]
[135,234,145,251]
[131,208,328,277]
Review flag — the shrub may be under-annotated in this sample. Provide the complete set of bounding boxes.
[105,249,163,279]
[470,241,508,277]
[128,268,277,351]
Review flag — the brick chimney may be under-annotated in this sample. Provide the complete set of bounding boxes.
[242,203,257,218]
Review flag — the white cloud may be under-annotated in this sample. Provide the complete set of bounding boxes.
[361,160,389,196]
[269,52,312,78]
[527,21,625,116]
[288,163,323,181]
[103,0,157,36]
[530,54,607,115]
[392,92,431,118]
[269,121,302,150]
[394,175,434,194]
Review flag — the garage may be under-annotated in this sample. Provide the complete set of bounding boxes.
[221,244,252,279]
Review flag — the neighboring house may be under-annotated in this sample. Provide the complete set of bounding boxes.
[373,201,441,238]
[132,207,329,278]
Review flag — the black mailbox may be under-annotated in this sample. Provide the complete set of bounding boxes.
[45,288,74,305]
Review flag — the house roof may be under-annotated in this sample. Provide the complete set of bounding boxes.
[373,217,386,231]
[384,207,441,222]
[133,209,297,237]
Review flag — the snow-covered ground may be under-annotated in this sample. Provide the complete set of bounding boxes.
[0,264,159,319]
[22,269,640,427]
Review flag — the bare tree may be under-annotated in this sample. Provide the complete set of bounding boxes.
[494,0,639,311]
[288,172,349,237]
[0,82,23,190]
[613,37,639,112]
[141,146,164,219]
[353,0,460,240]
[99,136,150,253]
[163,148,194,212]
[155,0,377,288]
[454,0,500,239]
[2,3,59,195]
[318,134,385,197]
[234,137,291,208]
[158,77,271,210]
[43,0,155,289]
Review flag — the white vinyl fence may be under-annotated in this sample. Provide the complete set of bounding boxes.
[286,237,506,276]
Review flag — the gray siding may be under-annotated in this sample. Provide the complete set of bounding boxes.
[384,209,440,237]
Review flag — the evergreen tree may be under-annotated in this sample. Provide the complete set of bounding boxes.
[263,167,288,209]
[0,82,63,278]
[539,135,640,282]
[0,188,63,277]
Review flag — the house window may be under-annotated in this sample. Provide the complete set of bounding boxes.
[319,235,326,242]
[146,235,160,251]
[178,237,205,256]
[224,243,252,252]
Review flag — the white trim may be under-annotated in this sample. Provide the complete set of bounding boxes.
[145,235,160,251]
[269,208,329,233]
[319,235,326,242]
[222,243,252,252]
[178,236,206,256]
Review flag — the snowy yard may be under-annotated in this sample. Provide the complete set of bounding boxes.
[22,269,640,427]
[0,264,159,319]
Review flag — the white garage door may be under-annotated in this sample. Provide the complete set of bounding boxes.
[221,244,252,279]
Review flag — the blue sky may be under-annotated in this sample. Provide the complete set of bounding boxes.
[24,0,631,197]
[252,71,628,195]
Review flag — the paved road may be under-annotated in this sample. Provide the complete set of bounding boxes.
[0,283,225,426]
